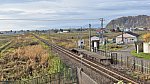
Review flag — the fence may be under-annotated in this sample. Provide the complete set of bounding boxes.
[98,49,150,81]
[112,53,150,75]
[0,67,78,84]
[0,68,78,84]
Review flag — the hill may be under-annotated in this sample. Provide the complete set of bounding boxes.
[106,15,150,29]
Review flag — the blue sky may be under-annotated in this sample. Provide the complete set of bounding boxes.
[0,0,150,31]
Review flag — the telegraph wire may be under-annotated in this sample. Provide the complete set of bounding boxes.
[0,18,103,22]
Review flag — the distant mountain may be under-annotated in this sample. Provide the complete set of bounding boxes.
[106,15,150,29]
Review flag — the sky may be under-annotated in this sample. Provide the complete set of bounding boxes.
[0,0,150,31]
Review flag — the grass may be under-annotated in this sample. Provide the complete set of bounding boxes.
[99,43,123,51]
[37,31,135,50]
[38,33,81,49]
[131,50,150,60]
[0,34,66,81]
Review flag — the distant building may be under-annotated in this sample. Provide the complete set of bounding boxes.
[96,28,107,44]
[116,32,139,44]
[137,28,144,31]
[63,31,69,33]
[57,30,69,33]
[96,28,106,33]
[0,31,25,35]
[124,28,132,32]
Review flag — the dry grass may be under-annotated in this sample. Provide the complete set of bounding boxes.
[142,33,150,42]
[12,45,49,65]
[0,44,49,81]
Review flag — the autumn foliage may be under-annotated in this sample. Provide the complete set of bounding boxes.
[143,33,150,42]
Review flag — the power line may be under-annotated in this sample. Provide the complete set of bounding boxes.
[0,18,101,22]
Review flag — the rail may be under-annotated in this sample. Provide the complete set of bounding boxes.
[34,34,142,84]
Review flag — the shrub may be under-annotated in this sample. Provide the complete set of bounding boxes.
[143,33,150,42]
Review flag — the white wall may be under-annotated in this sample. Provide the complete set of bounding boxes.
[116,37,137,44]
[143,42,150,53]
[77,68,97,84]
[116,33,138,44]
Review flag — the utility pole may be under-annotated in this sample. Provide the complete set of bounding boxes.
[99,18,104,44]
[48,29,50,40]
[77,31,79,48]
[48,29,52,50]
[79,27,82,41]
[89,24,91,51]
[100,18,104,28]
[78,27,83,49]
[105,38,107,57]
[112,20,115,29]
[122,27,124,44]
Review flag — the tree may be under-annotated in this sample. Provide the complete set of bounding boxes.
[60,29,63,32]
[116,27,121,32]
[110,29,116,32]
[143,33,150,42]
[53,29,58,33]
[67,29,71,32]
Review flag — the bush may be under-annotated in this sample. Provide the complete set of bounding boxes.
[29,42,39,45]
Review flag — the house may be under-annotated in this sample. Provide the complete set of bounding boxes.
[0,31,25,35]
[57,30,69,33]
[116,32,139,44]
[96,28,107,44]
[96,28,106,33]
[124,28,132,32]
[137,28,144,31]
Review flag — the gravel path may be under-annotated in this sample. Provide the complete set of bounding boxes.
[112,44,150,63]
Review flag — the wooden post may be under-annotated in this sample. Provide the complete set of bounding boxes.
[133,57,136,70]
[121,56,123,66]
[141,60,144,73]
[127,56,129,68]
[58,72,60,84]
[148,62,150,74]
[115,53,117,65]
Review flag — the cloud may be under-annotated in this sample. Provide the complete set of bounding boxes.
[0,0,150,30]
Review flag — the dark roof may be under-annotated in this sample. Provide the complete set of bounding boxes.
[96,28,106,32]
[125,32,139,37]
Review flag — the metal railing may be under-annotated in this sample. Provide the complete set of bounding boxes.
[0,68,78,84]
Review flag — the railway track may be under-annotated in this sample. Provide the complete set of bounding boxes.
[34,34,142,84]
